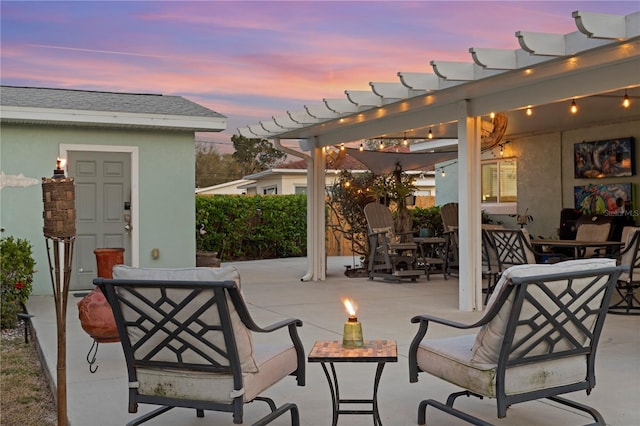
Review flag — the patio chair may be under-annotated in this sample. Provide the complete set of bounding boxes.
[408,258,624,426]
[480,225,504,301]
[94,265,305,426]
[482,228,539,303]
[575,222,612,258]
[608,227,640,315]
[440,202,459,232]
[364,202,422,282]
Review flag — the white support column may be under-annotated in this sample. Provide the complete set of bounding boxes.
[310,142,326,281]
[457,101,483,311]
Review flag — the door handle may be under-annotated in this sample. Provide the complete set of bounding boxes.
[124,214,132,233]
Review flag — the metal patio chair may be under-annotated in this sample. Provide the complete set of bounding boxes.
[575,222,612,258]
[94,265,305,426]
[408,258,624,426]
[364,202,422,282]
[609,227,640,315]
[482,228,539,302]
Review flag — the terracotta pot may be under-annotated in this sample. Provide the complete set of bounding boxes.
[77,288,119,343]
[77,248,124,343]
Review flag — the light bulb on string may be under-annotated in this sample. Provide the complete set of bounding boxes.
[403,132,408,146]
[526,106,533,116]
[359,143,364,152]
[570,99,578,114]
[428,128,433,139]
[441,168,445,177]
[622,90,630,108]
[379,140,384,150]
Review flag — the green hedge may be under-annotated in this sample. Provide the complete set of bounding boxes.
[196,194,307,261]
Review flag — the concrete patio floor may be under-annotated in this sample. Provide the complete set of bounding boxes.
[27,256,640,426]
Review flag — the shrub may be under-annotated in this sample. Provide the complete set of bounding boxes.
[196,194,307,261]
[1,237,36,329]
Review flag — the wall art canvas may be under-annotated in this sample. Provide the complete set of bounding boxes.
[574,137,635,178]
[574,183,634,215]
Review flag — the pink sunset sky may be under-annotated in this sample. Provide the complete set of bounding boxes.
[1,1,637,152]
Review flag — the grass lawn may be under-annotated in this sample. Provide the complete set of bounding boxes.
[1,323,56,425]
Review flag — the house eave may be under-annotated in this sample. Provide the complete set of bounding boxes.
[0,106,227,132]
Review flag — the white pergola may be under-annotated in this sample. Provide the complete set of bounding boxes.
[239,10,640,311]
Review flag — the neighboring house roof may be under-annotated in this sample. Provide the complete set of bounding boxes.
[195,179,254,195]
[0,85,226,132]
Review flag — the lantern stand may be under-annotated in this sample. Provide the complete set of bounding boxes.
[41,160,76,426]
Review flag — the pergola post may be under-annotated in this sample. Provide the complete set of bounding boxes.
[457,101,483,311]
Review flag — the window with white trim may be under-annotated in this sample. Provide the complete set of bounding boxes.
[481,158,517,214]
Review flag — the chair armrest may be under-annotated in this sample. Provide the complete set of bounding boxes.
[408,287,511,383]
[410,314,484,329]
[228,288,305,385]
[246,318,303,333]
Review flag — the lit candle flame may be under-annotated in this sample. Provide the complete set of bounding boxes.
[343,298,357,317]
[56,158,66,170]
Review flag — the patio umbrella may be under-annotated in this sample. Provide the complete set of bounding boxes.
[338,147,457,174]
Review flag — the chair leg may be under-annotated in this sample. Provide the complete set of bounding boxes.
[126,406,173,426]
[547,395,606,425]
[418,398,493,426]
[251,403,299,426]
[608,284,640,315]
[254,396,278,411]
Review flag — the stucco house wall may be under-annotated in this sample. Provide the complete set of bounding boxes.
[435,119,640,237]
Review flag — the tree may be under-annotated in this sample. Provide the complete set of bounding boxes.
[195,145,243,188]
[231,135,287,176]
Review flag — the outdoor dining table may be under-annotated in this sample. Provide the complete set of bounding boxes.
[531,238,624,259]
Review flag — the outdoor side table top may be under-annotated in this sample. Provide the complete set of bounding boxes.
[308,340,398,426]
[308,339,397,362]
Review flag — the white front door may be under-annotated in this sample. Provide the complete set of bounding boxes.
[68,151,132,290]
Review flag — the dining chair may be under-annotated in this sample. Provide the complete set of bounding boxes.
[609,228,640,315]
[94,265,305,425]
[574,222,612,258]
[481,225,504,301]
[408,258,624,426]
[482,228,539,303]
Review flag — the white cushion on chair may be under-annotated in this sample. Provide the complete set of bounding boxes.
[112,265,258,373]
[417,334,587,398]
[135,343,298,403]
[471,258,616,365]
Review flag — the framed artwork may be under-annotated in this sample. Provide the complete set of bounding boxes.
[574,183,634,215]
[574,137,635,178]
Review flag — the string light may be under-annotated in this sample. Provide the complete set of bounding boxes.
[378,140,384,150]
[340,143,345,151]
[499,144,504,156]
[490,112,496,119]
[428,128,433,139]
[441,168,446,177]
[359,143,364,152]
[403,132,408,146]
[526,106,533,116]
[622,90,630,108]
[570,99,578,114]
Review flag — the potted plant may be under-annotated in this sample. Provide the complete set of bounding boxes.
[1,237,36,329]
[510,208,534,228]
[412,206,443,237]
